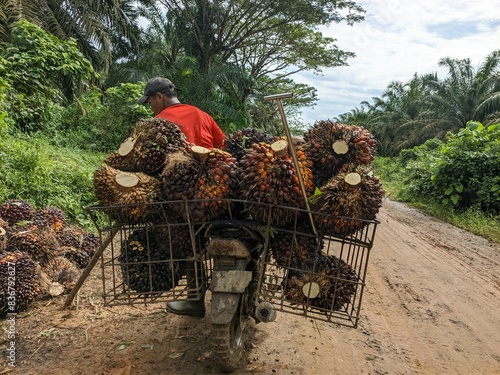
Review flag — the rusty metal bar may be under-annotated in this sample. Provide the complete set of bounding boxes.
[64,227,119,307]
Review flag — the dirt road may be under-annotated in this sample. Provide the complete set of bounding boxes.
[2,199,500,374]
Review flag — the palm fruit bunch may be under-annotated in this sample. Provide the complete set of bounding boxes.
[81,232,100,259]
[238,140,314,226]
[312,164,384,236]
[0,251,41,316]
[32,206,67,233]
[283,253,358,311]
[222,127,275,160]
[60,246,91,268]
[162,147,238,222]
[161,151,199,201]
[0,199,35,226]
[303,121,377,186]
[269,227,323,269]
[42,256,80,293]
[56,226,100,260]
[0,218,7,253]
[93,165,163,224]
[104,118,190,175]
[119,228,188,293]
[6,226,59,266]
[56,225,85,248]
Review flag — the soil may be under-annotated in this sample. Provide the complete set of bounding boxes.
[1,198,499,375]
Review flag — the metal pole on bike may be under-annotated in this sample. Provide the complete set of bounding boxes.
[263,93,319,239]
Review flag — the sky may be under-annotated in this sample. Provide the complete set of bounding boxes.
[295,0,500,126]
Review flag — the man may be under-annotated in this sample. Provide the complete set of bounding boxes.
[137,77,225,149]
[138,77,226,317]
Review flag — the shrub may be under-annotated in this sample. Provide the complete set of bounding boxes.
[0,20,96,133]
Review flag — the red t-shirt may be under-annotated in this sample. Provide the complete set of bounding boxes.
[156,103,225,149]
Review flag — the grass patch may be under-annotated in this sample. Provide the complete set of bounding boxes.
[0,130,105,230]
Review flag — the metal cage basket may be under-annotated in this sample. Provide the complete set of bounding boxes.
[86,199,377,327]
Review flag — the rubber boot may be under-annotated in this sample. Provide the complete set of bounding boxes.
[167,261,206,317]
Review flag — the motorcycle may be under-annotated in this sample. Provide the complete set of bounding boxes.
[64,94,378,372]
[204,219,275,371]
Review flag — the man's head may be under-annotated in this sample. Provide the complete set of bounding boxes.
[137,77,177,104]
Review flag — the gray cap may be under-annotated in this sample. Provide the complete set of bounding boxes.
[137,77,176,104]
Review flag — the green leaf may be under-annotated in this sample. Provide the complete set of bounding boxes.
[307,187,322,204]
[450,194,459,205]
[491,184,500,192]
[444,186,454,195]
[466,121,483,131]
[455,183,463,193]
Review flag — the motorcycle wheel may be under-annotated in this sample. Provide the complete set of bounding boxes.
[211,297,248,372]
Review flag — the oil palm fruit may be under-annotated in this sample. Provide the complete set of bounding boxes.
[283,253,358,311]
[56,227,99,261]
[60,246,91,269]
[0,199,35,225]
[0,251,41,315]
[119,228,188,293]
[104,118,190,175]
[161,147,238,222]
[303,121,377,186]
[312,164,384,235]
[4,220,32,240]
[238,140,314,226]
[81,232,100,259]
[269,227,323,269]
[32,206,67,233]
[6,226,59,266]
[222,128,275,160]
[93,165,163,223]
[56,225,85,248]
[42,256,80,292]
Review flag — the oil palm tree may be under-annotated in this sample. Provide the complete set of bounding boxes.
[396,50,500,149]
[0,0,144,72]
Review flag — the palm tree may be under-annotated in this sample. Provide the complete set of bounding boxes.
[356,75,432,155]
[0,0,143,72]
[396,50,500,149]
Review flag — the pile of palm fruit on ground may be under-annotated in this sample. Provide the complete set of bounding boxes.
[93,118,384,310]
[0,200,100,316]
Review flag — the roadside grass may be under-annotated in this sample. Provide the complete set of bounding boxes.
[0,130,105,230]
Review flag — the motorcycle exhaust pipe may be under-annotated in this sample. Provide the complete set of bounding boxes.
[255,301,277,323]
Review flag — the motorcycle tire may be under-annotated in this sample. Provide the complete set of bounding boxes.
[211,297,248,372]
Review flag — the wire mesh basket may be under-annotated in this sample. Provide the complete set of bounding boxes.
[87,199,377,327]
[87,200,215,306]
[256,212,377,328]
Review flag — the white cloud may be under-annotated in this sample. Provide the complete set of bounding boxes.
[296,0,500,126]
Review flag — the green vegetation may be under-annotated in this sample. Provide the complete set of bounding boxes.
[374,122,500,243]
[0,130,104,230]
[0,21,96,133]
[0,5,498,243]
[338,50,500,156]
